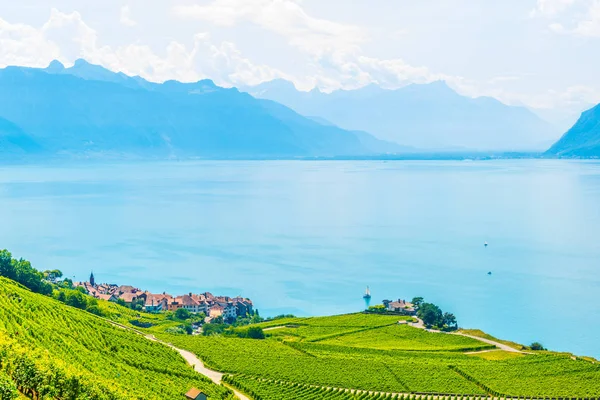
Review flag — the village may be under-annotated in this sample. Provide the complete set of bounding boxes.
[75,272,254,323]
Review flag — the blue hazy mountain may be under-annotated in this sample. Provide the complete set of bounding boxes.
[244,80,559,151]
[0,60,398,158]
[0,116,42,154]
[546,104,600,157]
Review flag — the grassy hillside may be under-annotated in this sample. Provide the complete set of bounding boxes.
[0,277,232,400]
[159,314,600,398]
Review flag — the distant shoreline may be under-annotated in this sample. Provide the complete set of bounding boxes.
[1,151,599,164]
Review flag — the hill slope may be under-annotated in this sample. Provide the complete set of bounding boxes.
[162,314,600,398]
[0,61,397,158]
[546,103,600,157]
[0,277,232,399]
[0,117,42,154]
[245,80,559,151]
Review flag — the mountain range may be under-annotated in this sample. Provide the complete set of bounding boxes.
[1,59,598,159]
[546,103,600,157]
[0,60,401,159]
[244,80,560,151]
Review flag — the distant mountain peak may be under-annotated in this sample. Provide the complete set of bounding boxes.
[70,58,110,73]
[45,60,65,72]
[248,78,559,151]
[427,80,451,88]
[73,58,92,67]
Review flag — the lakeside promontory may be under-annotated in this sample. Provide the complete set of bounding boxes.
[1,248,600,400]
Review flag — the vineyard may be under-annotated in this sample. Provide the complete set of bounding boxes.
[162,314,600,399]
[0,277,233,400]
[317,325,493,351]
[222,375,502,400]
[2,274,600,400]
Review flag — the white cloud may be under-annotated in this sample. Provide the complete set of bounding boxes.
[0,8,98,68]
[531,0,576,16]
[120,5,137,27]
[172,0,443,91]
[0,8,287,86]
[173,0,364,57]
[0,4,596,115]
[573,0,600,36]
[531,0,600,37]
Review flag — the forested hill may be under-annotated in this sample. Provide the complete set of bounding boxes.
[0,60,401,159]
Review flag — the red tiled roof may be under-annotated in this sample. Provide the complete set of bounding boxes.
[119,293,137,303]
[185,388,204,399]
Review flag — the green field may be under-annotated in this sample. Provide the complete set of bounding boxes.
[318,325,493,351]
[160,314,600,399]
[0,277,232,400]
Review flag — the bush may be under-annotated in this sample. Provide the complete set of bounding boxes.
[246,327,265,340]
[0,372,18,400]
[175,308,191,320]
[86,305,103,316]
[202,323,226,336]
[530,342,547,351]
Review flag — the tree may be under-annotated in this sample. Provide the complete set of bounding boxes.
[55,290,67,303]
[116,298,127,307]
[442,312,458,331]
[175,308,191,320]
[246,326,265,339]
[418,303,443,328]
[211,315,224,325]
[530,342,546,351]
[66,291,87,310]
[43,269,63,281]
[0,250,16,280]
[60,278,73,289]
[411,297,424,309]
[202,323,226,336]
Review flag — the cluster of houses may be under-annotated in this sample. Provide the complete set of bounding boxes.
[75,273,253,322]
[382,298,416,315]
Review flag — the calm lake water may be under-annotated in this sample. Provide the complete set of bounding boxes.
[1,160,599,357]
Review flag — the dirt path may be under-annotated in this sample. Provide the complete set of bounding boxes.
[409,317,525,354]
[263,325,287,331]
[451,332,523,353]
[107,322,251,400]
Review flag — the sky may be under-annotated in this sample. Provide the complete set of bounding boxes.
[0,0,598,123]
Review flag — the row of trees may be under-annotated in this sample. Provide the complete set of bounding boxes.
[0,249,106,318]
[0,250,53,296]
[412,297,458,331]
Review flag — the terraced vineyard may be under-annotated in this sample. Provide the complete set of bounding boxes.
[2,272,599,400]
[223,375,490,400]
[318,325,493,351]
[0,277,232,400]
[162,314,600,399]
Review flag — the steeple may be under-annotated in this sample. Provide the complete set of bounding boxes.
[90,271,95,287]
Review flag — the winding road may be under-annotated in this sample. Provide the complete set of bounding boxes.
[408,317,525,353]
[107,321,250,400]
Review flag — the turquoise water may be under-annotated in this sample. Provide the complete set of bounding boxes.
[0,160,599,357]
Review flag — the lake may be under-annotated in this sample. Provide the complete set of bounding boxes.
[0,160,599,357]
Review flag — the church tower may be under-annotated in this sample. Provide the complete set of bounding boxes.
[90,272,95,287]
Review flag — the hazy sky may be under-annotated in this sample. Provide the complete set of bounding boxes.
[0,0,598,118]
